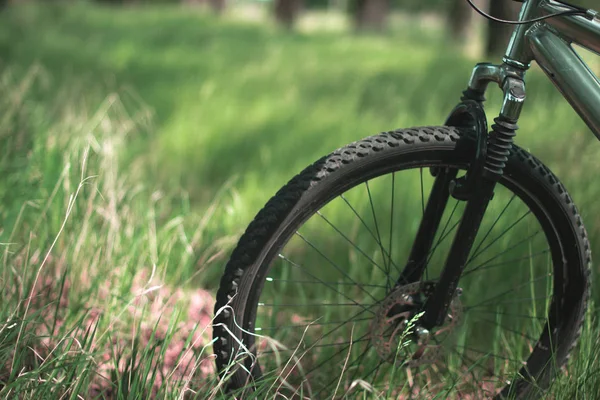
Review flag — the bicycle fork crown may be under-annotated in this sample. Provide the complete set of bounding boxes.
[468,61,527,124]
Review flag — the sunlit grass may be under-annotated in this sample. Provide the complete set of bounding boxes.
[2,2,599,236]
[0,67,228,398]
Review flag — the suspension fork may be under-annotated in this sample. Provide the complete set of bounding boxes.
[397,167,457,285]
[409,62,527,329]
[397,100,487,285]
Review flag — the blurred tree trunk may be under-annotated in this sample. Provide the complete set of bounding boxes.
[448,0,473,42]
[355,0,389,32]
[95,0,133,3]
[209,0,226,14]
[486,1,520,56]
[0,0,6,10]
[183,0,226,14]
[274,0,303,29]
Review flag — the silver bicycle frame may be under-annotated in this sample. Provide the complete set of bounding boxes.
[468,0,600,138]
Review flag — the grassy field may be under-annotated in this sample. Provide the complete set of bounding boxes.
[1,2,600,398]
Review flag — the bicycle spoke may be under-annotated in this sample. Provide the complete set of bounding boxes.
[466,294,553,309]
[365,181,392,289]
[449,347,485,383]
[467,210,532,264]
[300,332,372,378]
[463,318,540,343]
[418,200,461,284]
[293,233,379,303]
[448,348,509,397]
[448,344,521,393]
[359,359,385,393]
[470,194,517,259]
[260,337,371,355]
[462,275,551,317]
[316,210,390,280]
[461,248,550,279]
[258,300,381,361]
[258,302,371,308]
[426,211,461,266]
[256,317,372,332]
[466,289,551,315]
[276,253,377,314]
[466,309,547,321]
[265,277,386,289]
[340,194,402,273]
[463,230,541,273]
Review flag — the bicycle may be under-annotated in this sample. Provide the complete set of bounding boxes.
[212,1,597,398]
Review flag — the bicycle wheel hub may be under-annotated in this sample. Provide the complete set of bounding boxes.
[370,282,462,367]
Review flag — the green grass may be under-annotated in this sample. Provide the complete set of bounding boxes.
[4,2,600,234]
[1,2,600,398]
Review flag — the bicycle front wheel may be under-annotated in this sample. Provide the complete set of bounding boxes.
[213,126,590,399]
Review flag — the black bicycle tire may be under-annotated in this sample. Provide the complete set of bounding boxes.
[212,126,591,399]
